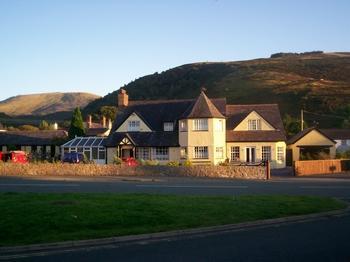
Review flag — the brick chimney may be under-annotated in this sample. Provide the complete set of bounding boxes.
[87,115,92,128]
[118,89,128,107]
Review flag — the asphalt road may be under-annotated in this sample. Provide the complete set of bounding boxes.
[0,174,350,198]
[1,174,350,261]
[9,208,350,262]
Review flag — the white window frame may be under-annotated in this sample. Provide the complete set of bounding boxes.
[230,146,240,161]
[248,119,261,130]
[128,120,140,131]
[179,120,187,132]
[193,119,208,131]
[194,146,208,159]
[262,146,271,161]
[215,147,224,159]
[136,147,150,160]
[180,147,187,159]
[215,119,223,131]
[163,122,174,132]
[152,147,169,161]
[277,146,284,162]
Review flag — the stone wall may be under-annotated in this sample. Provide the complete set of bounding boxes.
[0,163,267,180]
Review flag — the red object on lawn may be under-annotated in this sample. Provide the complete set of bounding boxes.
[125,157,138,167]
[6,151,28,163]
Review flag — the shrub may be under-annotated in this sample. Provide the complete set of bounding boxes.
[144,160,159,166]
[113,156,122,165]
[167,161,179,166]
[183,160,192,166]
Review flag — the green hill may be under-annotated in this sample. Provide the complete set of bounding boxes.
[0,92,100,116]
[85,52,350,127]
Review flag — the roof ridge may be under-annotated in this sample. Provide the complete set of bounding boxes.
[185,92,225,119]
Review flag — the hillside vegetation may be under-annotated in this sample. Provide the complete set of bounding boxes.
[0,92,100,116]
[84,52,350,127]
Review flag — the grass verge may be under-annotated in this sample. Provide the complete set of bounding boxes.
[0,193,346,246]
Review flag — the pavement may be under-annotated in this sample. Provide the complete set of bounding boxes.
[0,171,350,198]
[1,170,350,261]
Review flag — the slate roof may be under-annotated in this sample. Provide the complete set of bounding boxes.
[0,130,68,146]
[319,129,350,140]
[287,127,336,145]
[183,92,225,119]
[225,104,286,142]
[86,128,109,137]
[105,132,179,147]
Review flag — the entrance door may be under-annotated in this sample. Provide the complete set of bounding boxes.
[246,147,256,163]
[121,148,134,159]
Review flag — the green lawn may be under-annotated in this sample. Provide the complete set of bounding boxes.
[0,193,346,246]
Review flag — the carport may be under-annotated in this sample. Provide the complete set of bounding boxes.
[287,127,336,162]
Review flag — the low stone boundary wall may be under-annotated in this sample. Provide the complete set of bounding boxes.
[0,163,267,180]
[294,159,350,176]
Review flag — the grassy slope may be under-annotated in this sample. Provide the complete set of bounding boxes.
[0,92,100,116]
[0,193,345,246]
[84,52,350,127]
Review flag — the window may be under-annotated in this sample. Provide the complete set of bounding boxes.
[180,147,187,159]
[152,147,169,160]
[215,119,223,131]
[194,146,208,159]
[98,148,106,160]
[193,119,208,131]
[248,119,261,130]
[262,146,271,161]
[230,146,240,161]
[277,146,284,162]
[128,120,140,131]
[163,122,174,131]
[136,147,150,160]
[92,148,98,159]
[179,120,187,131]
[215,147,224,159]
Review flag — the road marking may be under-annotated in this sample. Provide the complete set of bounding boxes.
[136,185,248,189]
[299,186,350,189]
[0,183,80,187]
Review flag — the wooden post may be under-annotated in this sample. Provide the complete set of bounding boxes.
[266,160,271,180]
[301,109,304,131]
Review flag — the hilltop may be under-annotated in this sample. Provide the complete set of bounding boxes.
[84,52,350,127]
[0,92,100,116]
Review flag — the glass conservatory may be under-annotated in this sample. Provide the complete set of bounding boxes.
[61,137,106,164]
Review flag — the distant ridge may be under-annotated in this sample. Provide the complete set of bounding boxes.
[84,52,350,127]
[0,92,100,116]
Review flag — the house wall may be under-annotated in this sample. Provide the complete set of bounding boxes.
[115,113,152,132]
[179,118,226,165]
[234,111,274,131]
[226,141,286,169]
[107,147,117,164]
[287,130,336,161]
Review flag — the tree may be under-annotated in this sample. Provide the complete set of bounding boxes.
[18,125,39,131]
[100,106,117,120]
[39,120,50,130]
[68,107,85,139]
[283,114,308,138]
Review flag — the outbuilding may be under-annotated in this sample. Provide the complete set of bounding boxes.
[287,127,336,163]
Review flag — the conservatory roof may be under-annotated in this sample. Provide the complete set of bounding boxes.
[61,137,106,148]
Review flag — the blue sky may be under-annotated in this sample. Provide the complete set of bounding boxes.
[0,0,349,101]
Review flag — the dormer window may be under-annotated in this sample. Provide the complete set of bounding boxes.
[163,122,174,131]
[128,120,140,131]
[248,119,261,130]
[193,119,208,131]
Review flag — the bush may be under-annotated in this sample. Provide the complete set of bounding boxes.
[113,156,122,165]
[183,160,192,166]
[144,160,159,166]
[167,161,179,166]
